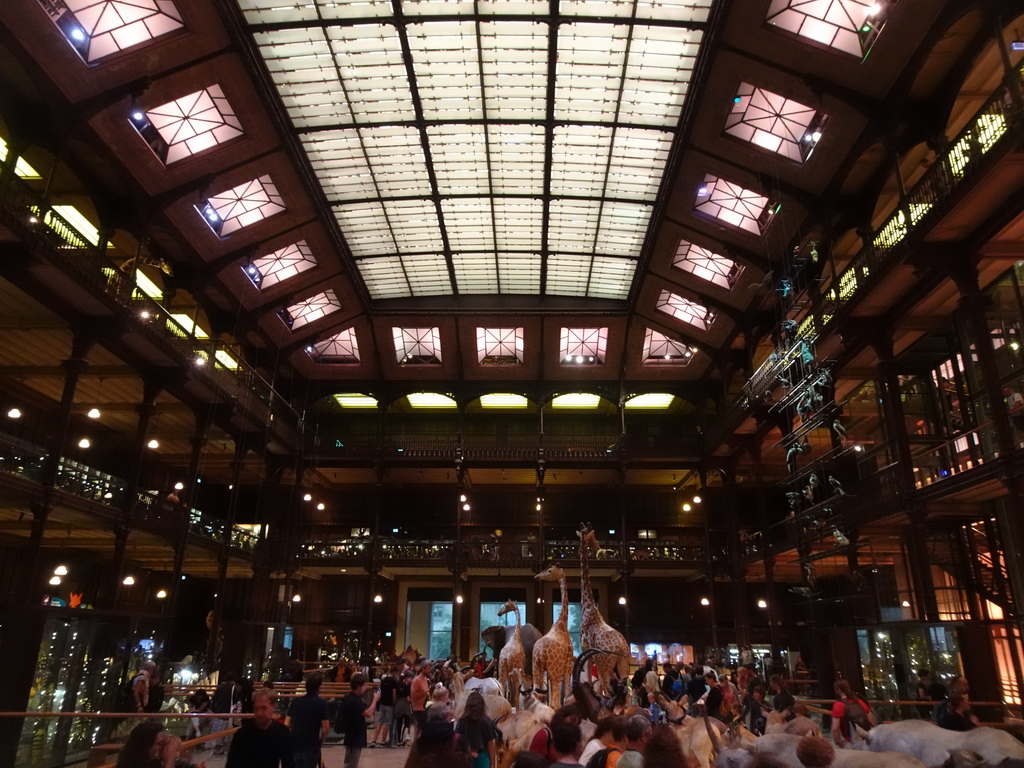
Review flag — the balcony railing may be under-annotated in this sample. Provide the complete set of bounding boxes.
[742,63,1024,407]
[0,432,258,552]
[299,536,705,565]
[0,160,299,438]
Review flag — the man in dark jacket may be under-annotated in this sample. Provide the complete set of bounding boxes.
[226,690,293,768]
[286,674,330,768]
[337,673,381,768]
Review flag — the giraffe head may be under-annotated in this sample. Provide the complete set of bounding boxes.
[578,522,598,553]
[497,598,518,617]
[535,564,565,582]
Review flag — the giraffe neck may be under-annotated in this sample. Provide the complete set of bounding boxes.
[579,537,598,620]
[555,574,569,631]
[512,603,522,636]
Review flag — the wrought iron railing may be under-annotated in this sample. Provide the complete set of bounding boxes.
[741,63,1024,407]
[0,159,300,437]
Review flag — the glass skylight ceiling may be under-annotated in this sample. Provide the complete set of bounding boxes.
[765,0,892,58]
[239,0,712,303]
[44,0,184,63]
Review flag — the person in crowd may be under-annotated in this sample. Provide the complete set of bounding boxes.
[185,688,210,743]
[371,664,399,747]
[660,663,680,701]
[642,724,685,768]
[719,673,739,717]
[392,669,414,746]
[130,661,157,714]
[511,752,548,768]
[745,665,765,697]
[285,673,330,768]
[642,661,661,702]
[579,715,625,768]
[116,721,205,768]
[916,668,947,719]
[830,680,874,747]
[405,705,470,768]
[530,704,582,763]
[746,685,767,736]
[937,692,979,731]
[616,715,652,768]
[144,668,165,714]
[337,673,380,768]
[700,672,726,723]
[210,673,241,755]
[549,722,585,768]
[456,691,498,768]
[411,664,430,740]
[685,667,707,717]
[768,674,794,715]
[795,736,835,768]
[225,690,292,768]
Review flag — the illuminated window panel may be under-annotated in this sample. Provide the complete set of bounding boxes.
[357,256,411,300]
[657,290,715,331]
[133,270,163,299]
[44,0,184,63]
[725,84,827,163]
[279,290,341,331]
[48,205,103,246]
[333,393,379,408]
[170,314,209,338]
[394,327,443,365]
[625,393,675,409]
[198,175,285,236]
[642,328,695,365]
[765,0,894,58]
[308,328,360,364]
[476,327,524,365]
[480,393,529,408]
[133,86,243,165]
[0,138,41,179]
[693,175,778,236]
[560,327,608,365]
[673,241,742,289]
[244,241,317,290]
[551,392,602,408]
[239,1,713,304]
[407,392,458,408]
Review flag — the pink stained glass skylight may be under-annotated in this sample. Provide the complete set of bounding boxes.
[765,0,891,58]
[139,86,243,164]
[280,290,341,331]
[693,174,777,236]
[673,240,742,289]
[394,327,442,365]
[725,84,826,163]
[44,0,184,63]
[199,175,285,236]
[559,327,608,365]
[656,290,716,331]
[476,327,524,365]
[245,240,317,290]
[307,328,360,364]
[642,328,695,365]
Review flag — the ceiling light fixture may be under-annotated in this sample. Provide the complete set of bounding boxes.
[317,502,325,511]
[303,493,313,502]
[374,594,383,603]
[147,439,159,449]
[156,589,168,599]
[174,482,184,490]
[54,565,68,576]
[7,408,21,419]
[49,576,62,586]
[292,594,302,603]
[78,438,91,449]
[123,575,136,586]
[618,596,627,605]
[700,597,710,606]
[757,599,768,609]
[456,595,464,604]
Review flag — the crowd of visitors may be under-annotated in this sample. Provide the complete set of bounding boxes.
[116,652,980,768]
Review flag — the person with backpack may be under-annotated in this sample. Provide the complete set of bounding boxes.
[210,673,242,755]
[830,679,875,747]
[124,661,157,714]
[579,715,625,768]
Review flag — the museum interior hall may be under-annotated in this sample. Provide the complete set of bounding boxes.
[1,0,1024,764]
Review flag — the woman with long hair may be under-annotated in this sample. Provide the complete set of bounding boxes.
[115,721,205,768]
[456,691,497,768]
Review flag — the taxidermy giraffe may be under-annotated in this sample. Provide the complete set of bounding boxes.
[497,599,527,699]
[578,523,630,695]
[532,564,574,708]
